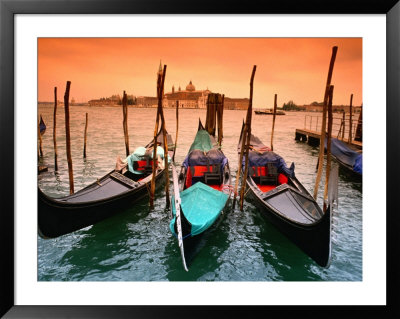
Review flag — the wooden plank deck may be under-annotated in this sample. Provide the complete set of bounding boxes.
[295,128,362,149]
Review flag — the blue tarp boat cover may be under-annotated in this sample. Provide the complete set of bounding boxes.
[170,182,229,237]
[326,138,362,174]
[353,154,362,174]
[183,129,228,170]
[183,149,228,170]
[243,151,295,177]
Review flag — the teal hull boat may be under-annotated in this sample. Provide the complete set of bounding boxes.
[170,120,232,271]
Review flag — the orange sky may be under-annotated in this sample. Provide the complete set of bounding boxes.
[38,38,362,107]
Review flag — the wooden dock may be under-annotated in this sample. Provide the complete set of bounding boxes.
[295,128,362,149]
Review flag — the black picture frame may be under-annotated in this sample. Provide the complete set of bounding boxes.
[1,0,399,317]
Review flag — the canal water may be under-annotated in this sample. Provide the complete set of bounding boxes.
[37,105,362,282]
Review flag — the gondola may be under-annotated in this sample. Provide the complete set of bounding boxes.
[238,123,332,268]
[38,129,174,239]
[325,137,362,177]
[170,120,232,271]
[39,115,46,135]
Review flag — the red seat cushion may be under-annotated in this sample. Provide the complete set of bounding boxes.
[251,166,266,176]
[135,160,156,171]
[278,173,288,184]
[186,165,218,189]
[257,184,276,192]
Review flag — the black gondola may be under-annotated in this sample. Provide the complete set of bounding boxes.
[325,137,362,178]
[238,123,332,268]
[38,129,174,239]
[170,120,232,271]
[39,115,46,135]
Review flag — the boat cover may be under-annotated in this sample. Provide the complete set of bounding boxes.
[243,151,295,177]
[170,182,228,236]
[188,129,217,153]
[125,146,167,174]
[326,138,362,174]
[183,149,228,171]
[353,154,362,174]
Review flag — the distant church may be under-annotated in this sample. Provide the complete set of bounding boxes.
[163,80,211,109]
[138,61,249,110]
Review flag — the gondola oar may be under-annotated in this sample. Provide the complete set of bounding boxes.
[171,163,189,272]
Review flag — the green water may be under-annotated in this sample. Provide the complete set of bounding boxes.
[37,106,362,281]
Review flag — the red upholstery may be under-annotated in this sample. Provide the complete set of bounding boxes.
[185,165,219,189]
[255,173,288,193]
[278,173,288,184]
[209,184,223,191]
[256,184,276,192]
[185,166,192,188]
[251,166,266,176]
[135,160,156,171]
[193,165,213,176]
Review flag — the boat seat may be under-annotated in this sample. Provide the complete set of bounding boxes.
[186,164,222,187]
[134,158,156,174]
[204,164,221,185]
[260,163,278,185]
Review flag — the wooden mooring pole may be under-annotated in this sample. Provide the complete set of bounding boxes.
[233,121,247,211]
[64,81,74,194]
[158,65,170,208]
[323,85,334,211]
[53,87,58,171]
[122,91,130,157]
[239,65,257,211]
[348,93,353,144]
[38,115,43,158]
[313,46,338,200]
[341,111,345,140]
[172,100,179,162]
[149,65,167,209]
[217,94,224,146]
[270,94,277,151]
[83,112,88,158]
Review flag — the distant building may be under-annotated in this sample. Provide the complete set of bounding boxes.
[88,94,121,106]
[163,81,211,109]
[136,96,158,107]
[224,97,249,110]
[302,104,362,113]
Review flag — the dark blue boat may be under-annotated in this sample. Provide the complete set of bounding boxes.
[325,137,362,176]
[39,115,46,135]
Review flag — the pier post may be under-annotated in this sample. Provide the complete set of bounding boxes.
[53,87,58,171]
[122,91,130,157]
[83,112,88,158]
[240,65,257,211]
[348,94,353,144]
[314,46,338,200]
[150,65,168,209]
[355,105,362,142]
[38,115,43,158]
[64,81,74,194]
[341,111,345,140]
[173,100,179,162]
[217,94,224,146]
[270,94,277,151]
[323,85,334,211]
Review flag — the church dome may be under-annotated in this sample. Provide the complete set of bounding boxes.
[186,80,195,92]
